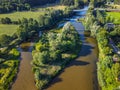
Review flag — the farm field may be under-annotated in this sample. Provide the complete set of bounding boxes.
[0,11,44,21]
[0,5,67,21]
[107,12,120,24]
[0,24,18,36]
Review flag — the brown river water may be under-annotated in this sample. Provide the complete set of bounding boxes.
[11,6,99,90]
[46,22,99,90]
[11,43,37,90]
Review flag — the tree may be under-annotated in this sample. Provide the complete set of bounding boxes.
[0,34,12,47]
[9,48,20,59]
[0,17,12,24]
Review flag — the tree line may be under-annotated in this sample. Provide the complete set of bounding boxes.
[60,0,89,8]
[90,0,120,8]
[0,0,56,13]
[0,8,73,48]
[83,5,120,90]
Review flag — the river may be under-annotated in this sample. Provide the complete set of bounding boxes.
[11,42,37,90]
[11,6,99,90]
[46,6,99,90]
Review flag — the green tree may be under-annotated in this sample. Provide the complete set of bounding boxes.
[0,34,12,47]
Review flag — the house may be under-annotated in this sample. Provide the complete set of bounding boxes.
[106,23,115,31]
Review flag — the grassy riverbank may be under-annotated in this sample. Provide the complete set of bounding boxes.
[32,22,82,89]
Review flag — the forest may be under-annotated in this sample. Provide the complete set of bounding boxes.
[0,0,56,13]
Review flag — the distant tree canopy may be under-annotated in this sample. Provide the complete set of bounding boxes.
[0,0,56,13]
[90,0,120,7]
[60,0,89,7]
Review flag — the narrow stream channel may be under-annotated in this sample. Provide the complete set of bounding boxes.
[11,6,99,90]
[11,42,37,90]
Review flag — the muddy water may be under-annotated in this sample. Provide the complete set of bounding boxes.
[11,42,37,90]
[47,22,99,90]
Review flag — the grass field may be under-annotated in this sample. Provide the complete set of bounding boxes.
[0,11,44,21]
[107,12,120,24]
[0,24,18,36]
[0,5,67,21]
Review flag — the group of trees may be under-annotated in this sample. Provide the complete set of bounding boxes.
[60,0,89,7]
[0,1,31,13]
[0,7,73,48]
[32,22,81,89]
[83,5,120,90]
[15,18,39,41]
[0,34,12,47]
[0,0,56,13]
[90,0,120,8]
[0,17,12,24]
[0,47,20,90]
[15,8,72,41]
[97,28,120,90]
[83,8,106,37]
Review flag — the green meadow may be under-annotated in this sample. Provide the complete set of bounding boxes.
[107,12,120,24]
[0,5,67,21]
[0,11,44,21]
[0,24,19,36]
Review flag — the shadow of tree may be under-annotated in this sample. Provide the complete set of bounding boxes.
[78,43,94,57]
[45,42,95,89]
[68,60,89,67]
